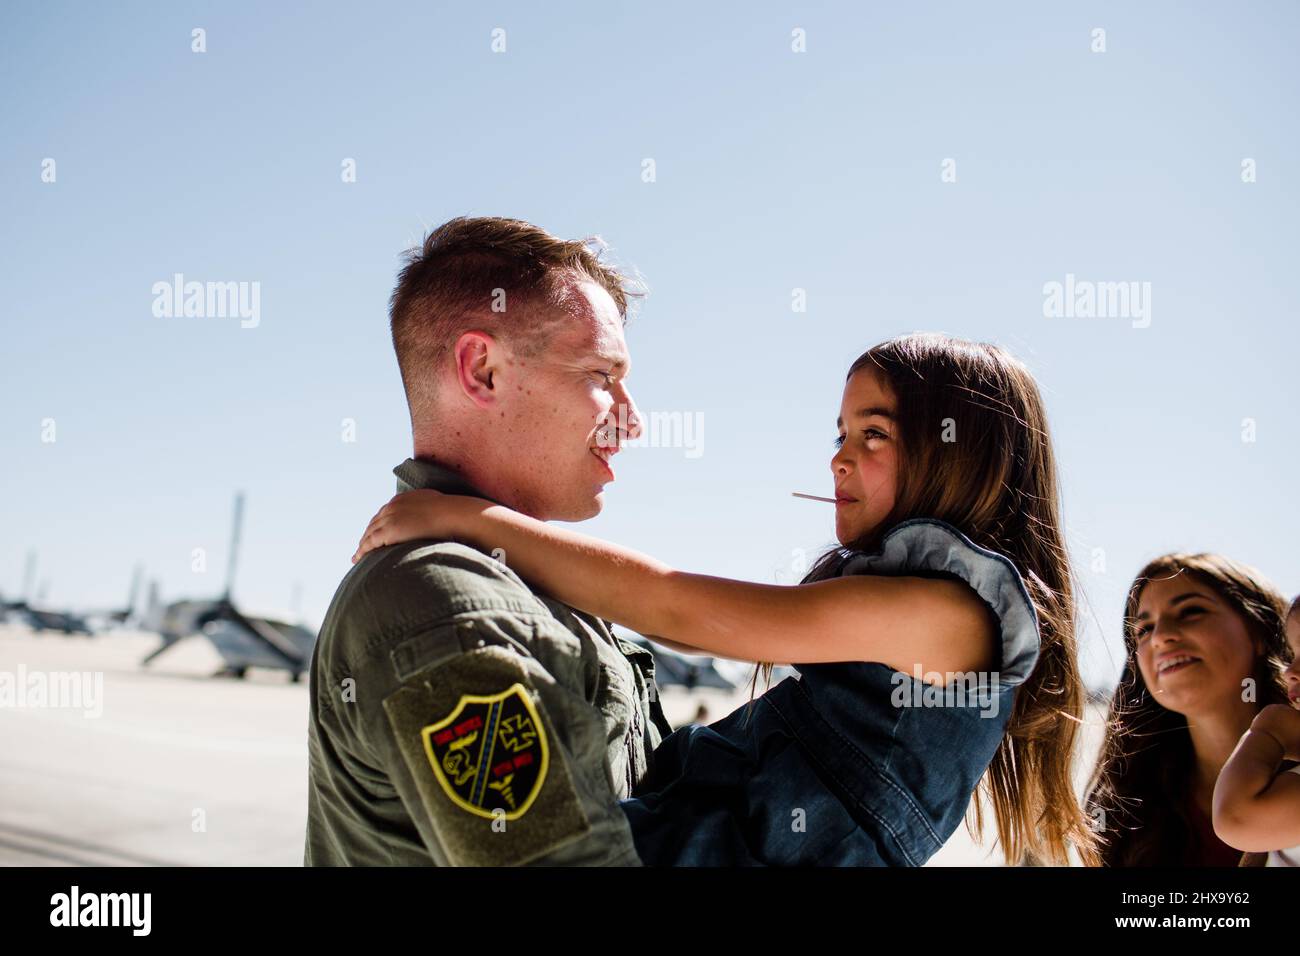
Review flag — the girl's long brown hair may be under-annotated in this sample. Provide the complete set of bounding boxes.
[1083,554,1291,866]
[755,332,1096,865]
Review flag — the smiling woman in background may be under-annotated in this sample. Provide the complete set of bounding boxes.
[1085,554,1293,866]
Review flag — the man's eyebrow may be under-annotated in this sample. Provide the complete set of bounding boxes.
[566,345,627,373]
[835,406,896,429]
[1135,591,1213,620]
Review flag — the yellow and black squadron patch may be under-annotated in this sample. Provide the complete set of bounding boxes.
[421,683,548,820]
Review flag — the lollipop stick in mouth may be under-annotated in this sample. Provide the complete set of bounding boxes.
[791,492,836,503]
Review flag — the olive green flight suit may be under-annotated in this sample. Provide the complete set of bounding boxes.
[304,458,672,866]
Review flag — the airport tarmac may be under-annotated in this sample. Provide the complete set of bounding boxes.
[0,624,1109,866]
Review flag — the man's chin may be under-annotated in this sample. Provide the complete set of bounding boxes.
[547,491,604,523]
[578,491,605,520]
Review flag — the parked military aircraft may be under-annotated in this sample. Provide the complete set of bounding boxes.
[139,494,316,682]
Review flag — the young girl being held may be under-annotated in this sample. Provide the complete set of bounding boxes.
[356,333,1099,866]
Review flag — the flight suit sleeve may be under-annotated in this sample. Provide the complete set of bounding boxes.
[346,611,644,867]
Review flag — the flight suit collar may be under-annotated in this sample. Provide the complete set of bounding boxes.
[393,457,503,503]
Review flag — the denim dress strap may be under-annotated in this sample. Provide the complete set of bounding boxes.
[838,518,1040,686]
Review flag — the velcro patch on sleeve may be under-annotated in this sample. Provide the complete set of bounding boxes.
[382,645,591,866]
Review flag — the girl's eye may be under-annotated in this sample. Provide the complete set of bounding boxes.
[834,429,889,449]
[1134,625,1152,641]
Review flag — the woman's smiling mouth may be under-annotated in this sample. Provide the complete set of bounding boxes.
[1156,653,1202,677]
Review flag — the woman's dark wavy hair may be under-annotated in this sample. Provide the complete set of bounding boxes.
[752,332,1096,865]
[1084,554,1291,866]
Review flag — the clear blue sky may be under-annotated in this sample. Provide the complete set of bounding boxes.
[3,1,1297,690]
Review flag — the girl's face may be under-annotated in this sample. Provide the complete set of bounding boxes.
[1284,611,1300,708]
[1133,576,1261,716]
[832,368,899,545]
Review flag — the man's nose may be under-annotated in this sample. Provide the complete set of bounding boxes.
[617,386,643,442]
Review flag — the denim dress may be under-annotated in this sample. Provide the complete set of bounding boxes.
[620,518,1041,866]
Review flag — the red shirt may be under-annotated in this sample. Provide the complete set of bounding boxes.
[1186,801,1244,867]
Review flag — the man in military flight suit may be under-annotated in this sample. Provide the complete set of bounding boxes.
[305,216,672,866]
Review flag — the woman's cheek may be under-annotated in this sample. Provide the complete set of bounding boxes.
[1134,647,1155,690]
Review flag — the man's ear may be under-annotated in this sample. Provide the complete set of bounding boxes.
[452,330,500,409]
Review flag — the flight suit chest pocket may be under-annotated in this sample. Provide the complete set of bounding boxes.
[596,655,636,729]
[390,614,584,687]
[389,620,475,683]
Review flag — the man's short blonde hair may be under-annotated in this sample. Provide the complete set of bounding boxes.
[389,216,639,418]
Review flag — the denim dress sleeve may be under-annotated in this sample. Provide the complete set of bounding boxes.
[620,518,1041,866]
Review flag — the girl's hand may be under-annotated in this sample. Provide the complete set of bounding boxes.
[1251,704,1300,761]
[352,489,475,564]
